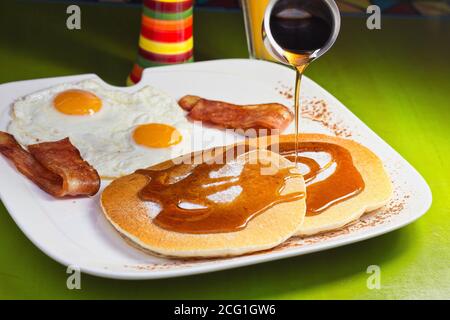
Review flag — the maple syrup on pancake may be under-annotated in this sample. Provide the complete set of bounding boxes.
[269,1,335,163]
[136,141,365,233]
[270,141,365,216]
[136,147,305,234]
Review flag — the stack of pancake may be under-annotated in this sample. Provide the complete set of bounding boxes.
[101,134,392,258]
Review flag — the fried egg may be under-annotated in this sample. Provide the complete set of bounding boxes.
[8,79,192,178]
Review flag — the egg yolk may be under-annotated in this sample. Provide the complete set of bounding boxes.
[133,123,183,148]
[53,89,102,115]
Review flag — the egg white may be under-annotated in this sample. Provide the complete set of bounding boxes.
[8,79,193,178]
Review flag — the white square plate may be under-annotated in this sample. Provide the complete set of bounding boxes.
[0,59,431,279]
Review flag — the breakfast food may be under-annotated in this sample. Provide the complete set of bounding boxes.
[101,148,307,258]
[254,134,393,236]
[8,79,192,178]
[3,76,394,260]
[178,95,293,134]
[0,132,100,197]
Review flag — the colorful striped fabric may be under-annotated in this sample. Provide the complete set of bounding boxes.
[128,0,194,85]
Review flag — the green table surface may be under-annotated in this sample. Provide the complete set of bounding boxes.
[0,1,449,300]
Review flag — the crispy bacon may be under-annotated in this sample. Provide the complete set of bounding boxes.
[0,132,100,197]
[178,95,294,135]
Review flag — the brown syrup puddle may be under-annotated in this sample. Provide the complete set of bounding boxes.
[136,142,364,234]
[136,147,305,234]
[272,142,365,216]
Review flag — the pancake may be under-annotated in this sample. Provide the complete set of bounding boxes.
[250,134,393,236]
[100,149,307,258]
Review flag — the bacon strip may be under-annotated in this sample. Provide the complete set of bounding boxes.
[178,95,294,135]
[0,132,100,197]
